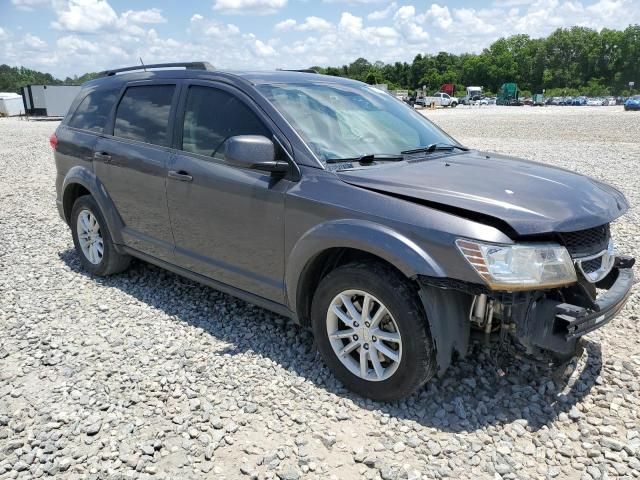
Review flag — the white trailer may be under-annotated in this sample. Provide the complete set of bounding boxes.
[0,92,24,116]
[20,85,81,117]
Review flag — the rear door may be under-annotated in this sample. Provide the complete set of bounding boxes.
[93,82,178,261]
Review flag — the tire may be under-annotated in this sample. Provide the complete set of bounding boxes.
[451,102,457,108]
[311,262,437,401]
[70,195,130,276]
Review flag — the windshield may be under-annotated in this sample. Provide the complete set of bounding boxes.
[257,82,457,163]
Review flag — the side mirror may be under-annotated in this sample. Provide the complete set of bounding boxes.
[224,135,288,174]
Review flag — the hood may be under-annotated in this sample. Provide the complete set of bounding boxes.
[336,150,629,237]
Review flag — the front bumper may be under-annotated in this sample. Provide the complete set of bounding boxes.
[557,267,634,341]
[511,260,635,354]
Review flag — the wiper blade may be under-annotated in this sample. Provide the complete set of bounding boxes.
[401,143,469,155]
[325,153,404,164]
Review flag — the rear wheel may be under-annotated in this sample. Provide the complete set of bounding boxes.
[70,195,130,276]
[311,262,437,401]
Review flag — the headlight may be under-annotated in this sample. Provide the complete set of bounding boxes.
[456,239,577,290]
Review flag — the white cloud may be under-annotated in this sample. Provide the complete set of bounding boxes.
[121,9,167,25]
[3,0,640,80]
[11,0,50,11]
[254,39,276,56]
[275,19,297,31]
[339,12,363,33]
[52,0,118,33]
[213,0,287,15]
[367,2,397,20]
[276,16,332,31]
[425,4,453,29]
[22,33,48,50]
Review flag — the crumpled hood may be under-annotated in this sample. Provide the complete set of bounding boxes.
[336,150,629,236]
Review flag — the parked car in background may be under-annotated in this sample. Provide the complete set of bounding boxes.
[571,96,587,106]
[587,97,605,106]
[624,95,640,110]
[52,62,636,400]
[415,92,458,108]
[549,96,564,106]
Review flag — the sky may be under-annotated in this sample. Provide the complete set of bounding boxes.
[0,0,638,78]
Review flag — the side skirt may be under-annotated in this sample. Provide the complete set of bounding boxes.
[121,246,296,321]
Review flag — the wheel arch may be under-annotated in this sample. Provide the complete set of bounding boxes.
[61,166,125,245]
[286,219,445,326]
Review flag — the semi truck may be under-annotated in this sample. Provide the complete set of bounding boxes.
[497,83,522,106]
[460,86,483,105]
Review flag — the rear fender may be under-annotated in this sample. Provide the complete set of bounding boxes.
[62,166,125,245]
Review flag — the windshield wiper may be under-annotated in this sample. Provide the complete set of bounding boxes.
[325,153,404,164]
[401,143,469,155]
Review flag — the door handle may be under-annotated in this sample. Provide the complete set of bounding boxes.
[168,170,193,182]
[93,152,112,162]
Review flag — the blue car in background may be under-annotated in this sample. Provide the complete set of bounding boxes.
[624,95,640,110]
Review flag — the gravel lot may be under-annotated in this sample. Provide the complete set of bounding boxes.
[1,106,639,480]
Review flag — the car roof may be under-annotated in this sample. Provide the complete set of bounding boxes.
[83,68,364,89]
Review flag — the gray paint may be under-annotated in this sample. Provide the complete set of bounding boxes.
[54,68,632,375]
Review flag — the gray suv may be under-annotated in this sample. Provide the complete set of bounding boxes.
[53,62,635,400]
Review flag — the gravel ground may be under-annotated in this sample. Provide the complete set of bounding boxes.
[1,106,639,480]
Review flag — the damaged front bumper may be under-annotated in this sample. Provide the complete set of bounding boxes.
[418,256,635,373]
[511,258,635,355]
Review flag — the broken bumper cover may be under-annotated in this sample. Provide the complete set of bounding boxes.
[558,267,634,340]
[513,261,635,354]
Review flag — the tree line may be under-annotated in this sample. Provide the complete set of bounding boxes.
[1,25,638,97]
[312,25,640,97]
[0,64,99,94]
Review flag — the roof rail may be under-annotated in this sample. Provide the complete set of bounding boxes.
[99,62,214,77]
[277,68,319,74]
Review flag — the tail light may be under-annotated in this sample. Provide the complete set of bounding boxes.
[49,133,58,150]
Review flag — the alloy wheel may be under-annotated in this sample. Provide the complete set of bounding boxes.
[76,209,104,265]
[326,289,402,382]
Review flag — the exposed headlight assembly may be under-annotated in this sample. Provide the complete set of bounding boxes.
[456,239,577,290]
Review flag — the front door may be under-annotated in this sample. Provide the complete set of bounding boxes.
[93,82,178,261]
[166,82,290,303]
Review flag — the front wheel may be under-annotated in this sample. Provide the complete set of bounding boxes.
[311,262,437,401]
[451,102,457,108]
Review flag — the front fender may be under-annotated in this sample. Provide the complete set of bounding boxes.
[62,166,125,245]
[286,219,445,316]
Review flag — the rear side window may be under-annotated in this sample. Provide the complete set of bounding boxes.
[67,89,118,133]
[182,86,270,158]
[114,85,175,147]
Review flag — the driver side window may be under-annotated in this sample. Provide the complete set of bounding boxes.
[181,86,271,159]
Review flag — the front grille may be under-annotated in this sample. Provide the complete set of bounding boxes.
[559,224,610,258]
[580,257,602,273]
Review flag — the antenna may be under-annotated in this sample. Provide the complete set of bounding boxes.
[140,57,146,72]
